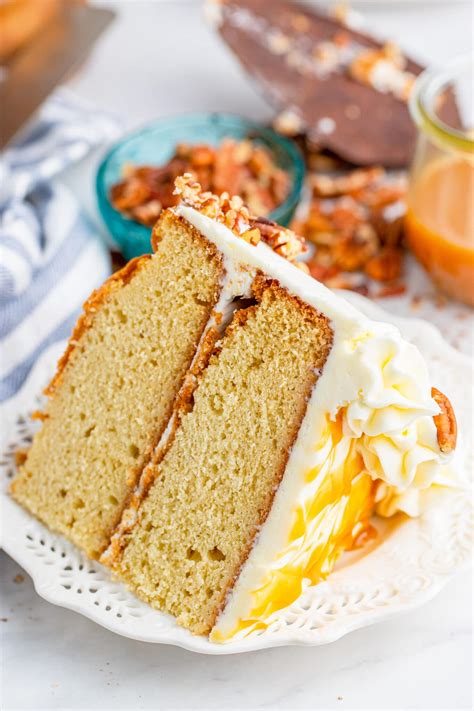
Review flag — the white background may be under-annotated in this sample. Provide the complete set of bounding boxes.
[1,2,473,709]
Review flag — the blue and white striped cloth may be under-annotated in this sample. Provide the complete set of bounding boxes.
[0,90,120,402]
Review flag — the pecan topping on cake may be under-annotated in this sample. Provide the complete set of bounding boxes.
[174,174,306,263]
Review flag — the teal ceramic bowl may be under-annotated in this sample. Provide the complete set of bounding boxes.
[96,113,305,260]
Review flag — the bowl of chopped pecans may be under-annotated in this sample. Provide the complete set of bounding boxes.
[96,113,304,260]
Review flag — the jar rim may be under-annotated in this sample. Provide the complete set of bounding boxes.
[409,54,474,154]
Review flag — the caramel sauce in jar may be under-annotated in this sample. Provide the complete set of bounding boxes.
[406,156,474,305]
[407,56,474,306]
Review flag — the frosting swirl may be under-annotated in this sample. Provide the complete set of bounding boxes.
[337,330,450,516]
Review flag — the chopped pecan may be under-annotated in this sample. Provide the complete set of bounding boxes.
[175,142,191,159]
[310,167,383,197]
[364,247,402,282]
[110,139,290,227]
[300,205,337,246]
[242,180,275,216]
[371,211,405,248]
[348,282,370,297]
[190,145,216,168]
[272,170,293,205]
[213,139,245,196]
[248,145,275,178]
[110,177,151,212]
[306,260,340,283]
[174,177,305,263]
[330,199,366,236]
[324,273,370,296]
[252,216,306,261]
[431,387,457,454]
[355,182,406,209]
[374,282,406,298]
[297,155,407,293]
[308,246,336,268]
[240,227,261,245]
[332,224,379,272]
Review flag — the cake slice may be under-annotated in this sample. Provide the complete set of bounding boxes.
[11,175,457,642]
[106,177,456,640]
[10,213,224,558]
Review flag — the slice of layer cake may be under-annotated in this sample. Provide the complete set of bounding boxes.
[11,175,457,642]
[106,177,457,640]
[10,213,225,558]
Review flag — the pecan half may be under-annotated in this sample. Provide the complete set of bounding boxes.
[431,387,457,454]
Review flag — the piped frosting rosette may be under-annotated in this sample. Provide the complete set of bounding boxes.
[338,328,455,516]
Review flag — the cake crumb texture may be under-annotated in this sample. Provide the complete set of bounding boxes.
[119,279,333,634]
[10,213,223,558]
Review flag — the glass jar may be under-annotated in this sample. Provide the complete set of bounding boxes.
[406,55,474,306]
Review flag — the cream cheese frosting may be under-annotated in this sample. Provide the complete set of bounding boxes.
[174,204,457,641]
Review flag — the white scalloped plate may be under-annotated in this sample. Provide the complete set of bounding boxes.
[1,292,472,654]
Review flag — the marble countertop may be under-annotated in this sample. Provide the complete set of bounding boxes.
[2,2,472,709]
[1,552,471,709]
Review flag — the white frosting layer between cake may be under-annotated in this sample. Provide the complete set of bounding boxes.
[175,205,456,641]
